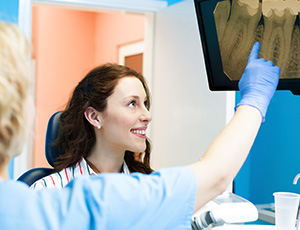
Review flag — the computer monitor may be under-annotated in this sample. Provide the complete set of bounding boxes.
[193,0,300,95]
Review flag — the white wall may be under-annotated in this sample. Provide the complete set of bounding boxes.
[150,0,230,169]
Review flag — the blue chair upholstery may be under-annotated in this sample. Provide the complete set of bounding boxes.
[17,168,55,186]
[17,111,62,186]
[45,111,62,167]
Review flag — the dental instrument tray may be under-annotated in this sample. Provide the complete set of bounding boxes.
[255,203,275,224]
[193,0,300,95]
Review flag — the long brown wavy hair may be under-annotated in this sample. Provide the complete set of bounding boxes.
[54,63,153,174]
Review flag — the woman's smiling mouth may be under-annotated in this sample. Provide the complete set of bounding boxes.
[131,128,147,138]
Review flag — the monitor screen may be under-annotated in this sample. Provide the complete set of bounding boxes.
[194,0,300,95]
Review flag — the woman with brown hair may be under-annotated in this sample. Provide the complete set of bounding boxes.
[32,63,153,189]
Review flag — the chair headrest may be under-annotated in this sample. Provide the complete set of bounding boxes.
[45,111,62,167]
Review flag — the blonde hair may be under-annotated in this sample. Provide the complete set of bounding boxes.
[0,21,30,161]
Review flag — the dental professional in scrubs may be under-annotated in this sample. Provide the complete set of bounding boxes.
[0,21,280,230]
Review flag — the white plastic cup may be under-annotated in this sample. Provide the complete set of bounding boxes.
[273,192,300,230]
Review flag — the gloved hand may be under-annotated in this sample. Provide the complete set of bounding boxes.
[236,42,280,123]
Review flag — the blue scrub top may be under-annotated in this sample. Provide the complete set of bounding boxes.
[0,166,197,230]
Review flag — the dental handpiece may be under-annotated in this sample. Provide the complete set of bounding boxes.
[191,210,216,230]
[191,193,258,230]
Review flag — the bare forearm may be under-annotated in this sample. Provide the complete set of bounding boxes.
[188,105,262,211]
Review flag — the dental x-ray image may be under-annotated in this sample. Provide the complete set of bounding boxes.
[194,0,300,95]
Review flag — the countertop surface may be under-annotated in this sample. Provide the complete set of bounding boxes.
[212,225,275,230]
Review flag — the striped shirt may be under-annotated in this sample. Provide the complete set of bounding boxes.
[31,158,130,190]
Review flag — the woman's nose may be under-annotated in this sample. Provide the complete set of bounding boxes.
[140,107,152,123]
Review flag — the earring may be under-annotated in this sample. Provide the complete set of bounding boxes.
[97,125,101,129]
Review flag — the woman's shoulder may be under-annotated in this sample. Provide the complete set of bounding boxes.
[30,168,66,190]
[31,158,92,190]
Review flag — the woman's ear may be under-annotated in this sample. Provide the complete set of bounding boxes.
[84,107,102,129]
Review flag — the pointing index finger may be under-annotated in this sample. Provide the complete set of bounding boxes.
[248,42,260,64]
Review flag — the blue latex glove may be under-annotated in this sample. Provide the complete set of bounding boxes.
[236,42,280,123]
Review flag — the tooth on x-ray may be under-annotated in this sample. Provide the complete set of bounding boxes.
[214,0,261,80]
[260,8,296,78]
[262,0,300,17]
[285,25,300,78]
[214,0,231,42]
[214,0,300,80]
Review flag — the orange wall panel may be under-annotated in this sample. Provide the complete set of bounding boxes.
[32,6,144,168]
[32,6,97,167]
[95,12,144,63]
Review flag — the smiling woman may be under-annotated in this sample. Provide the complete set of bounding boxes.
[31,63,154,189]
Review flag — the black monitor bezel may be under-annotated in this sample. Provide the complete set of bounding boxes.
[193,0,300,95]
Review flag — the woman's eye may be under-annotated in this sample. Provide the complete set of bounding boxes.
[129,101,136,107]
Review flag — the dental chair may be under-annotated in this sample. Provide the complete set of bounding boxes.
[17,111,62,186]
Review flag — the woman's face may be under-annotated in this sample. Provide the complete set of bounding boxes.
[99,76,152,153]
